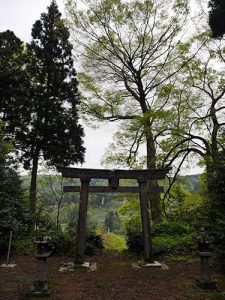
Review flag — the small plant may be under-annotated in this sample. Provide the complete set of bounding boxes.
[49,229,76,256]
[151,221,192,236]
[12,237,36,255]
[102,233,127,252]
[85,231,104,255]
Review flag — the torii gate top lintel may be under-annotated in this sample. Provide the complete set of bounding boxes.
[58,166,170,181]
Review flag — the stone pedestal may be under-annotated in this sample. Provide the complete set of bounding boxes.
[195,228,217,290]
[26,233,53,298]
[29,254,51,297]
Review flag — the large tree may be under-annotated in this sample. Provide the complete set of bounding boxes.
[66,0,196,222]
[160,33,225,201]
[19,0,85,229]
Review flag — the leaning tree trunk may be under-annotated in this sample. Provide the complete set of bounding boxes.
[145,126,162,223]
[28,149,39,232]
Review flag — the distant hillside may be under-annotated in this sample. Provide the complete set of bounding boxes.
[21,173,202,194]
[177,174,201,192]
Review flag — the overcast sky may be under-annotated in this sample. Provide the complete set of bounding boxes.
[0,0,115,169]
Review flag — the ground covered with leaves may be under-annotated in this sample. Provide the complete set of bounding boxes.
[0,253,225,300]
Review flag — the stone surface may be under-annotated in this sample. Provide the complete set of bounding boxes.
[25,280,52,299]
[133,261,169,270]
[59,261,93,272]
[0,263,17,268]
[131,263,142,270]
[89,262,97,272]
[138,261,162,267]
[161,263,169,270]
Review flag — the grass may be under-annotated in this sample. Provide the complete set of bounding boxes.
[102,233,127,252]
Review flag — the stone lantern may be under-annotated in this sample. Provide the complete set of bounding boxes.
[27,230,54,298]
[196,227,217,290]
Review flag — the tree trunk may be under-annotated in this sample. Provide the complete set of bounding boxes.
[28,149,39,232]
[146,127,162,223]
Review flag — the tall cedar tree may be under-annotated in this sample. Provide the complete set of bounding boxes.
[209,0,225,38]
[22,0,85,229]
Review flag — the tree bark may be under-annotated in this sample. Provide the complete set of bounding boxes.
[145,126,162,223]
[28,149,39,231]
[138,83,162,223]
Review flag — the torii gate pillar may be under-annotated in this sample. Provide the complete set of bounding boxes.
[138,178,153,262]
[76,178,90,264]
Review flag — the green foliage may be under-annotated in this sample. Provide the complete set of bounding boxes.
[151,221,191,236]
[0,30,30,134]
[0,122,29,245]
[64,203,79,234]
[12,237,36,255]
[126,232,143,253]
[125,217,196,256]
[85,230,104,255]
[207,153,225,256]
[125,215,143,253]
[102,233,127,252]
[48,229,75,256]
[164,176,207,228]
[152,234,195,255]
[20,0,85,170]
[151,221,196,256]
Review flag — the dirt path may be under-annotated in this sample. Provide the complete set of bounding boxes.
[0,253,225,299]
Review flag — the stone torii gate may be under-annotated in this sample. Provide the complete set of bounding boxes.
[58,167,169,264]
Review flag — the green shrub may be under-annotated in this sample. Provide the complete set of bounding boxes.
[152,234,195,255]
[49,229,76,256]
[151,221,192,237]
[126,232,143,253]
[125,219,196,256]
[124,215,143,253]
[102,233,127,252]
[85,232,104,255]
[12,237,36,255]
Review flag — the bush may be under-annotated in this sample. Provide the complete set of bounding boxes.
[12,237,36,255]
[85,232,104,255]
[151,221,192,237]
[152,234,195,256]
[125,218,196,256]
[124,215,143,252]
[126,232,143,253]
[102,233,127,252]
[49,229,76,256]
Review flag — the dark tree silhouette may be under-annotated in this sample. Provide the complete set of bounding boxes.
[209,0,225,38]
[0,122,28,241]
[0,30,30,135]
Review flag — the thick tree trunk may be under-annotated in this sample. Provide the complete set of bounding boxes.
[146,127,162,223]
[28,150,39,231]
